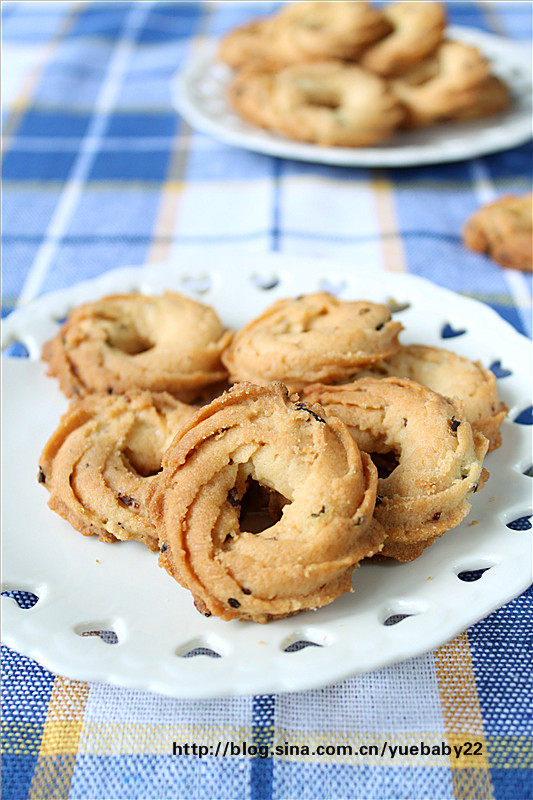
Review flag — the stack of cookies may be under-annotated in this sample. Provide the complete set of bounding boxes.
[220,1,511,146]
[40,290,506,623]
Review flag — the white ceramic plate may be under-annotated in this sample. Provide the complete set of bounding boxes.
[2,254,532,698]
[174,25,532,167]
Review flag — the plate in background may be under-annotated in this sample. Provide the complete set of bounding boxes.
[174,26,532,167]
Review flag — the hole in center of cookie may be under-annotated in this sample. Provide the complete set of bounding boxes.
[124,447,163,478]
[106,326,154,356]
[308,96,340,110]
[299,84,341,110]
[370,451,400,480]
[238,478,289,535]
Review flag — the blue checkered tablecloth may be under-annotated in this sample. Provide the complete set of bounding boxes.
[1,3,532,799]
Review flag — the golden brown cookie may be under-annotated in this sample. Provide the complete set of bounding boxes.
[42,292,232,400]
[228,61,280,131]
[302,377,489,562]
[219,2,390,70]
[222,293,403,388]
[448,75,510,122]
[390,40,496,127]
[463,194,533,273]
[360,1,446,77]
[39,392,196,551]
[148,382,384,622]
[267,61,404,146]
[361,344,508,450]
[270,1,391,64]
[219,18,274,69]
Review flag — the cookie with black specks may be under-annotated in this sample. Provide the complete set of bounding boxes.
[39,392,196,550]
[148,382,384,622]
[302,377,489,561]
[222,293,403,389]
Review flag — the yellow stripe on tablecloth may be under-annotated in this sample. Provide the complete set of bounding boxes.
[485,736,533,769]
[28,677,89,800]
[147,171,188,264]
[2,4,83,152]
[371,175,406,272]
[76,723,254,755]
[435,633,494,800]
[1,721,45,756]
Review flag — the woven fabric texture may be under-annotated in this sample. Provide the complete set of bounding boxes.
[1,3,532,799]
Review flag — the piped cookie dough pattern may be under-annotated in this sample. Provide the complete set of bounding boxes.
[360,1,446,77]
[271,62,404,147]
[267,1,391,64]
[219,1,390,69]
[222,293,402,388]
[148,383,384,622]
[390,41,509,127]
[42,292,232,400]
[302,377,489,562]
[39,392,196,551]
[230,60,404,146]
[361,344,508,450]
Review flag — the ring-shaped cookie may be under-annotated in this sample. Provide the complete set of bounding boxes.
[148,383,384,622]
[360,1,446,77]
[222,293,403,389]
[361,344,508,450]
[39,392,196,551]
[270,62,404,146]
[219,19,273,69]
[43,292,232,400]
[270,1,391,63]
[390,41,493,127]
[302,377,489,562]
[219,2,390,69]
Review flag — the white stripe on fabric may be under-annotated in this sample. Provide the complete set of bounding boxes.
[17,1,153,306]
